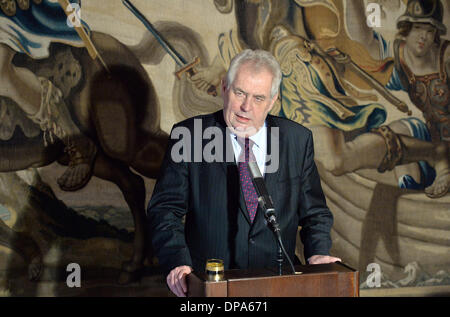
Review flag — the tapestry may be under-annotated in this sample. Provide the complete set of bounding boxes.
[0,0,448,296]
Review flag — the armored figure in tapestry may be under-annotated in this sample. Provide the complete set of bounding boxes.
[306,0,450,198]
[189,0,449,198]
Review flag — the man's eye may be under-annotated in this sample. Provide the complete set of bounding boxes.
[255,97,265,102]
[235,90,244,97]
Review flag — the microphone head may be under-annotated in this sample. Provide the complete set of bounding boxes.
[248,161,263,179]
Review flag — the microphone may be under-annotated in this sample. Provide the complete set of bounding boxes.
[247,161,278,230]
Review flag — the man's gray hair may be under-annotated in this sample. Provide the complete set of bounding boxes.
[225,49,282,98]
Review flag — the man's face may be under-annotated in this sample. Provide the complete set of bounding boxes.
[221,62,278,137]
[406,23,437,57]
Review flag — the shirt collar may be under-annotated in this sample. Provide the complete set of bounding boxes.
[229,122,267,149]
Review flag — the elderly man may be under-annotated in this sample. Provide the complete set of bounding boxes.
[147,49,340,297]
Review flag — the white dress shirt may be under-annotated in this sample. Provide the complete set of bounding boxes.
[228,123,267,176]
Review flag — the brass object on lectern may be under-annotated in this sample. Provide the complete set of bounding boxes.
[205,259,224,282]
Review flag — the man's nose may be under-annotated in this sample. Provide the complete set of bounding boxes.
[241,95,252,111]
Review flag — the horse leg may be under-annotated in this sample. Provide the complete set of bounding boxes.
[132,130,168,178]
[0,218,42,281]
[92,152,147,284]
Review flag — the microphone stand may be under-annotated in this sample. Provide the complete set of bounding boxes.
[277,244,283,276]
[248,162,297,275]
[264,209,296,275]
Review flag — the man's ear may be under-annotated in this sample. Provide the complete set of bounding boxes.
[221,78,228,95]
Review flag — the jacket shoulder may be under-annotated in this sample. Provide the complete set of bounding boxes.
[268,114,312,137]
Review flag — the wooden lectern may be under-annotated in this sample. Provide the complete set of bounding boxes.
[187,262,359,297]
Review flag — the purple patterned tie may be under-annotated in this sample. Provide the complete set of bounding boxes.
[238,138,258,223]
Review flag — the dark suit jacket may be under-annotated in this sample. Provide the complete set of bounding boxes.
[147,110,333,275]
